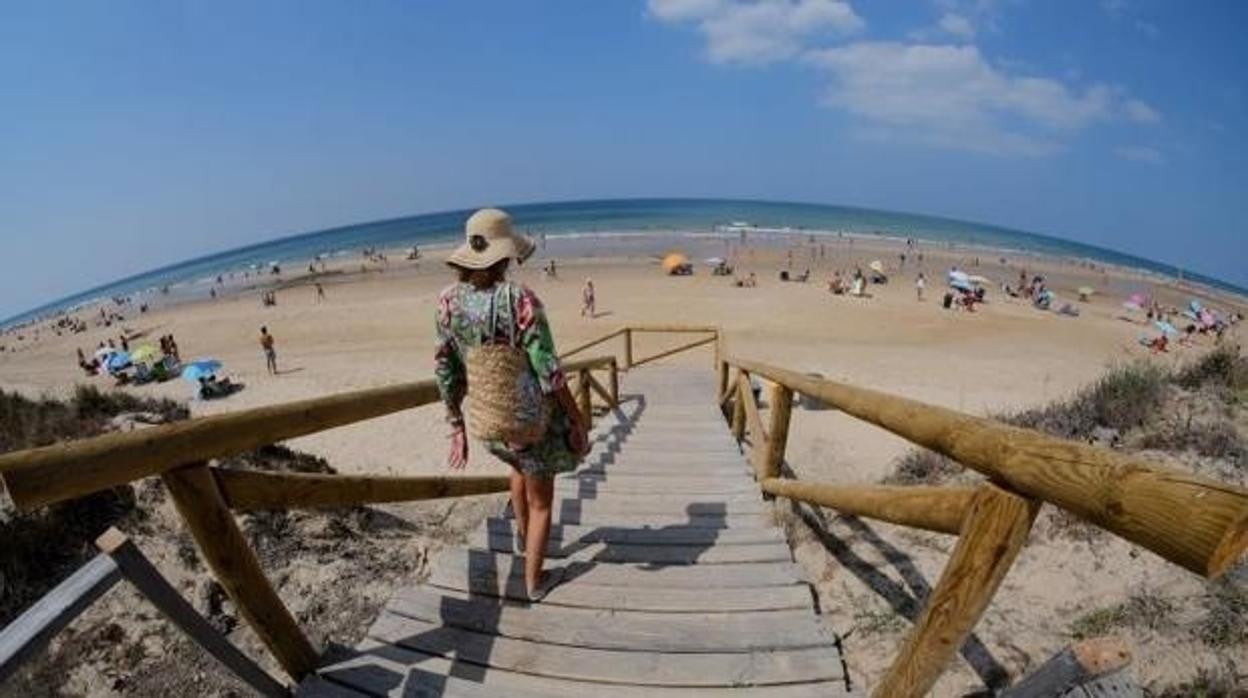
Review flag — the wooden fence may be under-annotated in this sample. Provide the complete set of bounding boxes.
[0,354,623,684]
[718,354,1248,698]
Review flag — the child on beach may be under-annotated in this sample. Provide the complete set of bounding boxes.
[260,326,277,374]
[915,272,926,301]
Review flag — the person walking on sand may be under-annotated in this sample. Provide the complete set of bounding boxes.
[315,283,326,303]
[260,326,277,375]
[581,278,596,318]
[435,208,589,602]
[915,272,926,301]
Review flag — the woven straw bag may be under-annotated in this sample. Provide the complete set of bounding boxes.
[465,285,550,445]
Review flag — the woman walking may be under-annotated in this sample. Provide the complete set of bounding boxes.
[435,208,589,601]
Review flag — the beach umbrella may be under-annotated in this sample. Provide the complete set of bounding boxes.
[105,351,131,372]
[967,274,992,285]
[130,345,158,363]
[1078,286,1095,301]
[1154,320,1179,337]
[868,260,885,274]
[704,257,726,266]
[1189,299,1203,315]
[950,279,975,293]
[181,359,223,382]
[662,253,689,274]
[1122,301,1142,311]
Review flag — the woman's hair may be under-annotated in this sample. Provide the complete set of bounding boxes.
[455,258,510,289]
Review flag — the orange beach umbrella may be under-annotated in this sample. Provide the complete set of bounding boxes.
[662,253,689,274]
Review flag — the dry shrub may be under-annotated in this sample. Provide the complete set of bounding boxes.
[1199,576,1248,649]
[1140,417,1245,463]
[1009,361,1168,440]
[0,386,188,626]
[1176,343,1247,392]
[882,448,961,485]
[1069,588,1175,640]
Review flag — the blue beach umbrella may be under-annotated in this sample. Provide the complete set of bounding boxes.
[105,351,131,372]
[181,359,223,382]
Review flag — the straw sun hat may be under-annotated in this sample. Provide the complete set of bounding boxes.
[446,208,536,270]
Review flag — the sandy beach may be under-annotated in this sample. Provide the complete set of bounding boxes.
[2,234,1244,694]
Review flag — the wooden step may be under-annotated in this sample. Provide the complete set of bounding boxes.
[547,510,773,527]
[482,518,786,546]
[354,612,846,688]
[308,638,854,696]
[386,586,834,653]
[556,477,757,496]
[422,567,812,613]
[468,531,793,564]
[427,548,804,589]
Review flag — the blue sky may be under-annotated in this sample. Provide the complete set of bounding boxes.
[2,1,1245,319]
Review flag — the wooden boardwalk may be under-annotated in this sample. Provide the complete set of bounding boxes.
[299,368,854,697]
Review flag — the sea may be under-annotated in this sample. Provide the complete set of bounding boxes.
[4,198,1243,328]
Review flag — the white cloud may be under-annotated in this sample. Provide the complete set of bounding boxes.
[1115,145,1164,164]
[937,13,976,39]
[1123,98,1161,124]
[647,0,864,64]
[1134,19,1160,38]
[804,42,1130,155]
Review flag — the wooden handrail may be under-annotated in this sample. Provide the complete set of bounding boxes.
[0,355,614,511]
[760,479,974,535]
[630,334,718,369]
[212,470,510,512]
[725,355,1248,578]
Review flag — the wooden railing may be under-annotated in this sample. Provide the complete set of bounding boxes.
[718,355,1248,698]
[0,353,622,684]
[560,324,720,370]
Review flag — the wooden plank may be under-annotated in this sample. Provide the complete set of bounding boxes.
[762,479,975,536]
[162,463,317,680]
[482,517,786,546]
[762,384,794,479]
[546,510,773,528]
[556,477,757,495]
[426,548,803,588]
[364,612,845,688]
[727,356,1248,578]
[311,637,852,696]
[549,495,766,518]
[874,483,1040,698]
[628,324,720,334]
[1001,637,1133,698]
[469,532,793,564]
[0,554,121,683]
[623,328,633,368]
[386,586,833,653]
[420,569,812,613]
[95,528,288,697]
[212,469,508,512]
[738,373,767,467]
[630,335,718,369]
[576,369,593,424]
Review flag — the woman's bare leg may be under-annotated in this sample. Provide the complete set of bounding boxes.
[509,469,528,550]
[523,474,555,593]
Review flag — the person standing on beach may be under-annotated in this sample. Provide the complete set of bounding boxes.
[260,326,277,375]
[916,272,926,301]
[315,283,326,303]
[435,208,589,602]
[581,278,596,318]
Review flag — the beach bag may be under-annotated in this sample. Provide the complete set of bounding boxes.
[465,284,551,445]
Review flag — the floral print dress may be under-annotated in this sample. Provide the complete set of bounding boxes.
[434,280,579,475]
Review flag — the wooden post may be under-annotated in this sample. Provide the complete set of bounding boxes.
[95,528,289,697]
[874,483,1040,698]
[0,554,120,683]
[718,361,729,403]
[762,384,793,480]
[623,328,633,369]
[608,359,619,406]
[1000,636,1132,698]
[577,370,593,425]
[162,463,317,680]
[731,381,746,442]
